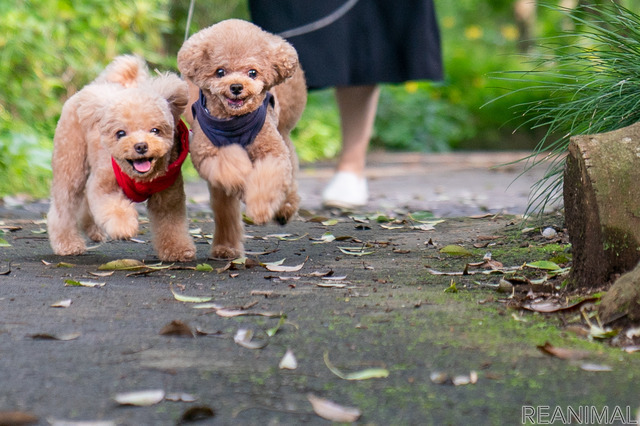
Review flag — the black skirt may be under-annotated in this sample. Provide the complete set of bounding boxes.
[249,0,443,90]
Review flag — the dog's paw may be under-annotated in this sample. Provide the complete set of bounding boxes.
[103,214,139,240]
[84,224,106,242]
[51,238,86,256]
[274,196,300,225]
[157,242,196,262]
[244,203,276,226]
[209,245,243,260]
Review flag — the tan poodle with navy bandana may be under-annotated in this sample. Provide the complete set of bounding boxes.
[178,19,307,259]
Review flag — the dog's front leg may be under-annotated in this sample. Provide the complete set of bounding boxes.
[209,183,244,259]
[191,132,252,197]
[244,153,291,225]
[146,174,196,262]
[48,194,87,256]
[85,169,139,240]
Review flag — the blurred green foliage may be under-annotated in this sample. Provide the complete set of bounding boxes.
[0,0,174,197]
[1,0,635,197]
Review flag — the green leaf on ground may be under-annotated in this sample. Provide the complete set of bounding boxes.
[196,263,214,272]
[440,245,473,256]
[444,279,458,293]
[0,237,10,247]
[408,211,436,222]
[266,315,287,337]
[525,260,561,270]
[311,232,336,244]
[323,351,389,380]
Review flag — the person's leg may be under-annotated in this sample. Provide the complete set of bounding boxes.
[322,85,380,208]
[335,85,380,175]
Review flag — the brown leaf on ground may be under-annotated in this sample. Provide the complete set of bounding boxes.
[523,297,599,313]
[536,342,591,360]
[179,406,215,422]
[159,320,194,337]
[0,411,38,425]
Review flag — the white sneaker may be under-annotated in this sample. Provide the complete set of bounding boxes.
[322,171,368,209]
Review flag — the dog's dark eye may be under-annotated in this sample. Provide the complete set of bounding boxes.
[116,130,126,139]
[150,128,160,135]
[248,69,258,79]
[215,68,226,78]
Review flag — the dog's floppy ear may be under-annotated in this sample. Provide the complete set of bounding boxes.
[148,73,189,119]
[177,33,212,88]
[269,37,299,84]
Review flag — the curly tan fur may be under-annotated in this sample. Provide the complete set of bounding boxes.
[178,19,307,259]
[47,55,196,262]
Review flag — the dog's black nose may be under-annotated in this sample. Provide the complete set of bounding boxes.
[134,142,148,155]
[230,84,243,95]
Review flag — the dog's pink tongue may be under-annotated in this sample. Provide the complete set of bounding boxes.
[133,159,151,173]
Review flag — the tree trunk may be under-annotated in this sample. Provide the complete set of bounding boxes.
[564,122,640,288]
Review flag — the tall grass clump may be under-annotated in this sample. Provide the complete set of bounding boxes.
[504,2,640,214]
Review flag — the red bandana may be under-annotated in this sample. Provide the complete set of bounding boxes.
[111,119,189,203]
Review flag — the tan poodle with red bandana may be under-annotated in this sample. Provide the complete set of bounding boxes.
[47,55,196,262]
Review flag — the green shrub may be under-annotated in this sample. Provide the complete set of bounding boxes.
[0,0,172,196]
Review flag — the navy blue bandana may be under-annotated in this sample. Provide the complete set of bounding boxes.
[192,90,274,148]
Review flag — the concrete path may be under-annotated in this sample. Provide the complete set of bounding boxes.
[186,151,557,217]
[6,152,630,426]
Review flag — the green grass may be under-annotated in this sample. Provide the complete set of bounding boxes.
[500,3,640,214]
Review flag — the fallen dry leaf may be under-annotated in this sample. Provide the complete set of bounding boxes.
[0,411,38,425]
[233,329,268,349]
[429,371,449,384]
[338,246,373,256]
[263,260,306,272]
[453,371,478,386]
[523,297,599,313]
[170,284,212,303]
[536,342,591,360]
[30,332,81,341]
[159,320,194,337]
[64,279,105,288]
[48,420,115,426]
[307,394,361,423]
[179,406,215,423]
[279,348,298,370]
[215,309,281,318]
[97,259,145,271]
[580,363,613,372]
[165,392,198,402]
[114,389,165,406]
[50,299,72,308]
[88,271,114,277]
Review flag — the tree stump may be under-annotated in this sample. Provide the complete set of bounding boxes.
[564,122,640,288]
